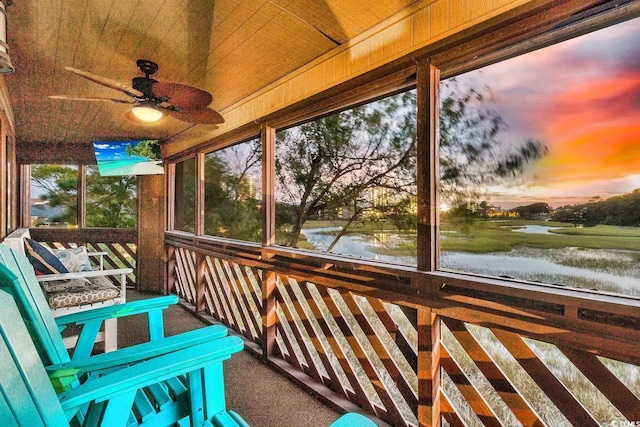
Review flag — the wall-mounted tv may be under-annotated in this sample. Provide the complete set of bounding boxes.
[92,139,163,176]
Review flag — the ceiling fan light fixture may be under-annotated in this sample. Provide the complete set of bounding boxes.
[131,101,163,122]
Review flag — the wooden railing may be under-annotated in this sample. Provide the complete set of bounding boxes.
[30,228,138,289]
[166,231,640,426]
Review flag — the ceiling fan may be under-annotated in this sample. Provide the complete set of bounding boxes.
[50,59,224,126]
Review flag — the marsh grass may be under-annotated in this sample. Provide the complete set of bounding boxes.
[271,278,639,426]
[550,224,640,238]
[524,339,625,424]
[442,220,640,253]
[439,322,640,426]
[310,218,640,255]
[285,219,640,423]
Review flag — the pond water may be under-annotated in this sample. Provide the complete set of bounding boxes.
[506,225,565,234]
[302,227,640,296]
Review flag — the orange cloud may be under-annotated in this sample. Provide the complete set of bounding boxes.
[532,73,640,185]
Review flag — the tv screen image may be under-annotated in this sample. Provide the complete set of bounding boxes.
[92,140,163,176]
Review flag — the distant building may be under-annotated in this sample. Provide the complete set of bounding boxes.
[487,206,519,218]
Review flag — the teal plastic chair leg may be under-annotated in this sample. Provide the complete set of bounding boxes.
[330,412,377,426]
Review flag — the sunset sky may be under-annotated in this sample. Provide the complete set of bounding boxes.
[456,16,640,209]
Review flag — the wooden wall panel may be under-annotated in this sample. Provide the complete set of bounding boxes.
[0,75,14,236]
[16,140,96,165]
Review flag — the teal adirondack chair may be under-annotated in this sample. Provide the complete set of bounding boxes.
[0,245,375,427]
[0,244,249,426]
[0,289,248,426]
[0,243,203,365]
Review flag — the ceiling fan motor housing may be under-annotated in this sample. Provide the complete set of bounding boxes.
[136,59,158,77]
[132,76,159,100]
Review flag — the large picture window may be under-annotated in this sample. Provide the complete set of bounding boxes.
[30,164,138,228]
[438,17,640,296]
[204,138,262,242]
[86,165,137,228]
[274,91,417,263]
[173,158,196,233]
[30,164,78,227]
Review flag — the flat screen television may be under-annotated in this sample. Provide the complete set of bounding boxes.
[92,139,163,176]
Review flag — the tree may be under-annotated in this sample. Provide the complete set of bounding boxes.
[551,189,640,226]
[275,91,417,248]
[86,167,137,227]
[125,139,161,161]
[204,140,262,241]
[511,202,551,219]
[275,80,547,251]
[444,200,492,220]
[31,164,137,228]
[31,165,78,225]
[439,78,547,206]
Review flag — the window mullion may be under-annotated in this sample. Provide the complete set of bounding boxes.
[196,152,205,236]
[78,165,86,228]
[416,59,440,272]
[262,125,275,246]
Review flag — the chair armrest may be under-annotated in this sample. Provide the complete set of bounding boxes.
[47,325,229,378]
[58,336,244,412]
[87,251,107,270]
[54,295,179,326]
[35,268,133,282]
[88,251,108,257]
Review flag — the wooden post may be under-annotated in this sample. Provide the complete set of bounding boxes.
[262,269,277,358]
[165,162,175,231]
[193,153,206,308]
[262,125,275,246]
[418,306,441,427]
[416,59,440,272]
[78,165,87,229]
[19,164,30,228]
[261,125,277,358]
[137,174,165,293]
[196,152,205,236]
[166,245,176,295]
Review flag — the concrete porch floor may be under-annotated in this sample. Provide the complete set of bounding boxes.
[118,290,344,427]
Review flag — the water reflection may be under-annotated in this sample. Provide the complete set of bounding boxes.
[302,227,415,262]
[302,227,640,296]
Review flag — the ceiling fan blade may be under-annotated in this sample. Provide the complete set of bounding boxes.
[152,82,213,110]
[167,107,224,125]
[124,110,167,125]
[49,95,134,104]
[65,66,144,99]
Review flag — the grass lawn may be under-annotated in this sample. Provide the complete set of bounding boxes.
[442,220,640,253]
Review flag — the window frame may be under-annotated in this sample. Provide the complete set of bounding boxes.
[25,163,138,229]
[166,2,640,294]
[202,137,263,242]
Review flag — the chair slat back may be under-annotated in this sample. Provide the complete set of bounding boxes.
[0,244,69,366]
[0,290,68,426]
[2,227,30,255]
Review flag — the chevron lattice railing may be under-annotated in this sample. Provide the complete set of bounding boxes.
[166,231,640,427]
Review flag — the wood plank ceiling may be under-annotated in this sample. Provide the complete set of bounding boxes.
[5,0,419,150]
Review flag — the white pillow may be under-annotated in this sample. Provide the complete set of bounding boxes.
[52,246,94,272]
